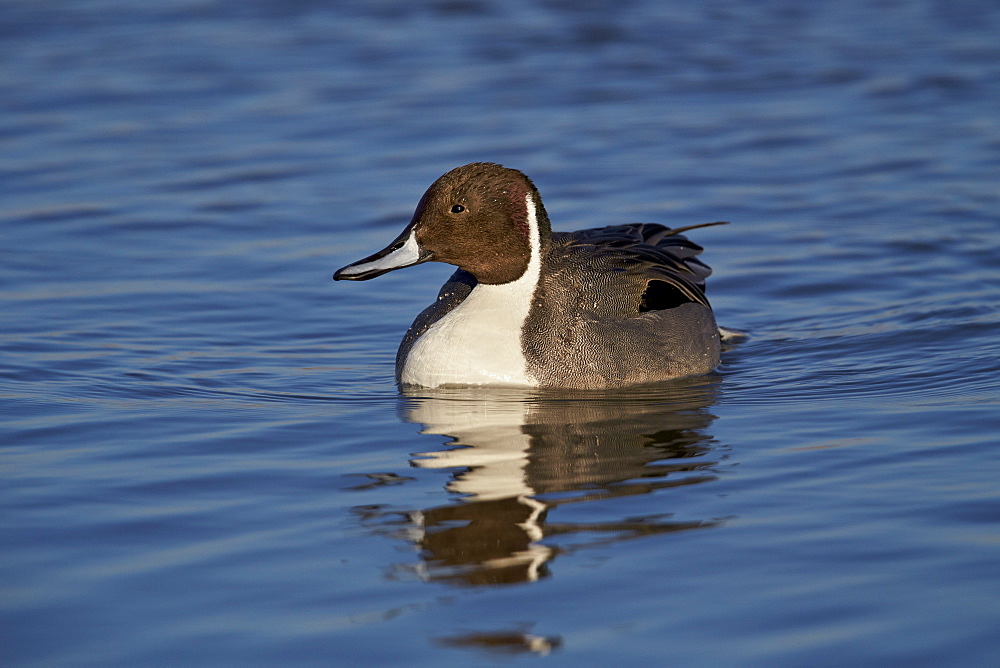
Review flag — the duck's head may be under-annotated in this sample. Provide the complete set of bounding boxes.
[334,162,551,285]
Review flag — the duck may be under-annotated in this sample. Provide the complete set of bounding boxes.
[334,162,727,389]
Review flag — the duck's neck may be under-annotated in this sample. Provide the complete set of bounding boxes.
[398,194,545,388]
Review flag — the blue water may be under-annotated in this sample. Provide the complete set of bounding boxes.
[3,1,999,664]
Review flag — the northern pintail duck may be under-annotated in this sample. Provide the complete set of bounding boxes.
[334,162,726,389]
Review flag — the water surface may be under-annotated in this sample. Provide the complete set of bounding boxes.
[3,1,1000,664]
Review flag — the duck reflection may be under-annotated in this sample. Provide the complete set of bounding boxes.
[365,377,723,588]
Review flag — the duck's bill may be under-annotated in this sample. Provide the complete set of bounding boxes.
[333,227,433,281]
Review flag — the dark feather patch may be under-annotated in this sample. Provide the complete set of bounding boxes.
[639,279,692,312]
[558,223,716,309]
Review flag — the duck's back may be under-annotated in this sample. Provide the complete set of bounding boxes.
[521,224,720,388]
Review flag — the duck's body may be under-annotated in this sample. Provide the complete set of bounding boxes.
[335,163,724,389]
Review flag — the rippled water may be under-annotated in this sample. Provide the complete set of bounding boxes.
[3,1,999,664]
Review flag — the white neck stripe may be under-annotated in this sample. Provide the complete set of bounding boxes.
[521,192,542,287]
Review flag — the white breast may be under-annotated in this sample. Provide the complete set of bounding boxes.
[399,194,543,388]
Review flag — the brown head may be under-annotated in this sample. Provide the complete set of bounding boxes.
[334,163,552,285]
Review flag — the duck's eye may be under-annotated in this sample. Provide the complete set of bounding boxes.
[451,204,465,213]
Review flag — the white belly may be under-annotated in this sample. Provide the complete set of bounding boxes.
[400,281,538,388]
[399,191,544,388]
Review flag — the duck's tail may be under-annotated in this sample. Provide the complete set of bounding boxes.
[667,221,730,236]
